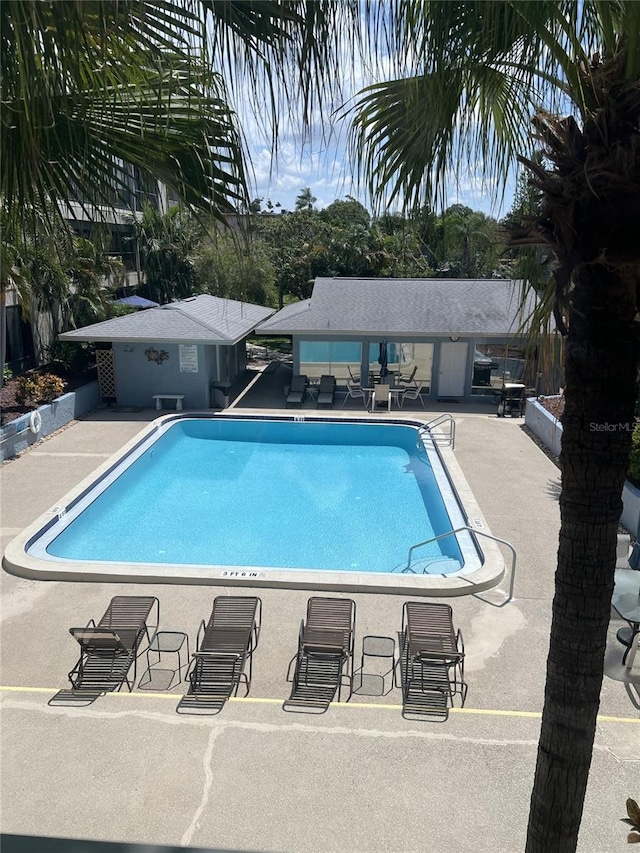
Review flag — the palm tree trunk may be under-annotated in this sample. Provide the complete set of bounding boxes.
[526,263,638,852]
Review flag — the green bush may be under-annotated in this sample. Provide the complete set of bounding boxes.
[14,373,66,406]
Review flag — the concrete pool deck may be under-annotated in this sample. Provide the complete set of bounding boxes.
[1,400,639,853]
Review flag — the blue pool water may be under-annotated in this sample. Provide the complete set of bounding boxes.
[44,419,467,575]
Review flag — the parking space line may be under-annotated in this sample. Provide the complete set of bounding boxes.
[1,685,638,723]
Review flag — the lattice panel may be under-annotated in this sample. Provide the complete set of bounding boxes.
[96,349,117,399]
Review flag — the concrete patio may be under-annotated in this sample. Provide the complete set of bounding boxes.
[1,367,638,853]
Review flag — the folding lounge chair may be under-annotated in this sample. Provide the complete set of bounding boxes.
[286,374,307,408]
[178,596,262,712]
[316,374,336,408]
[284,596,356,711]
[399,601,466,719]
[67,596,159,694]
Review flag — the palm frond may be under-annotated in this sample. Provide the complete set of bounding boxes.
[1,1,248,235]
[351,0,636,213]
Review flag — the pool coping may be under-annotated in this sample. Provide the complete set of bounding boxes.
[3,411,506,596]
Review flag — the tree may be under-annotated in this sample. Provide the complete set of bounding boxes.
[0,1,250,235]
[127,204,201,305]
[295,187,317,211]
[193,230,278,306]
[350,3,640,850]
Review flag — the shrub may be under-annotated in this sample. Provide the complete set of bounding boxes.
[14,373,66,406]
[38,373,66,403]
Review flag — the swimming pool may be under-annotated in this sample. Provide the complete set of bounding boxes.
[4,415,505,594]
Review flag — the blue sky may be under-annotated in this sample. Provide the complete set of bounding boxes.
[244,121,516,219]
[246,131,516,218]
[240,85,516,220]
[233,34,518,220]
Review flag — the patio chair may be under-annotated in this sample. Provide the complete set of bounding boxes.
[316,374,336,408]
[398,601,466,720]
[342,377,369,409]
[286,374,307,408]
[347,365,361,384]
[371,383,391,411]
[67,596,159,694]
[284,596,356,712]
[398,365,418,387]
[399,380,425,409]
[177,596,262,713]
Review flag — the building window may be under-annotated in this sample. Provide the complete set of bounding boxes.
[471,343,527,394]
[299,341,362,380]
[367,342,434,392]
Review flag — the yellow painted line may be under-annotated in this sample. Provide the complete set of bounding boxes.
[1,685,638,723]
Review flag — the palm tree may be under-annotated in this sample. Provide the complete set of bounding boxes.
[349,3,640,850]
[1,1,252,232]
[295,186,318,211]
[0,0,361,380]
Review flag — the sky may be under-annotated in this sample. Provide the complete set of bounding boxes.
[225,15,520,222]
[246,129,516,219]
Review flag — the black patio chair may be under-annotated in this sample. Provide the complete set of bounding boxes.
[177,596,262,714]
[286,374,307,407]
[316,374,336,408]
[398,601,466,720]
[67,595,159,694]
[284,596,356,712]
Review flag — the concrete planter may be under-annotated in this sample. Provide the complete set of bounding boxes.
[525,395,563,457]
[525,395,640,536]
[0,380,100,462]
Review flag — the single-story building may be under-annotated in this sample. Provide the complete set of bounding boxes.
[256,277,559,401]
[59,294,275,409]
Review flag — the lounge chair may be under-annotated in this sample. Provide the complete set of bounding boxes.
[316,374,336,408]
[286,374,307,408]
[178,596,262,712]
[67,596,159,694]
[398,601,466,719]
[284,596,356,712]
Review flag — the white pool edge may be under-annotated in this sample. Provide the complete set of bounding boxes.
[3,412,505,597]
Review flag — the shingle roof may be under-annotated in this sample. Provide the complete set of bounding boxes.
[256,277,541,337]
[59,295,275,345]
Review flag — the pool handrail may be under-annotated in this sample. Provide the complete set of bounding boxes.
[419,414,456,449]
[402,526,516,605]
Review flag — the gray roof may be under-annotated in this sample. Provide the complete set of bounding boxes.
[256,277,542,337]
[59,294,275,345]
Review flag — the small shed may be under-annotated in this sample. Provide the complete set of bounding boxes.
[59,294,275,409]
[256,277,558,400]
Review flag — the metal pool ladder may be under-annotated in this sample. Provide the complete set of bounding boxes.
[401,526,517,606]
[418,414,456,449]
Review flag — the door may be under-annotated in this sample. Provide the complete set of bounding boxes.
[438,341,468,397]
